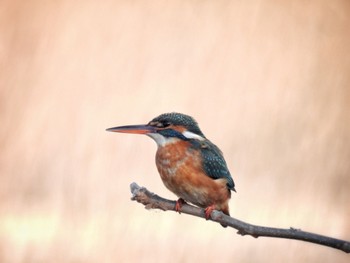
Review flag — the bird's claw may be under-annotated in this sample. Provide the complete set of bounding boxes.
[175,198,186,214]
[204,205,216,220]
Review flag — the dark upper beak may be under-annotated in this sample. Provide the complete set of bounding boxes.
[106,124,157,134]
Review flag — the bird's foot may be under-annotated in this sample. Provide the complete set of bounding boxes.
[175,198,186,214]
[204,204,216,220]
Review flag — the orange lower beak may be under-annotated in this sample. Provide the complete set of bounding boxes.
[106,124,156,134]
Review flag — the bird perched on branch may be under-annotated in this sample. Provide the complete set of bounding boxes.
[107,112,235,226]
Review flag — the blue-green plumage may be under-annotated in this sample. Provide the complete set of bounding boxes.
[150,112,205,137]
[107,112,235,226]
[150,112,236,192]
[190,139,236,191]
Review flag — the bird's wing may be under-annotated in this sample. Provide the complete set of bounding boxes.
[190,140,236,191]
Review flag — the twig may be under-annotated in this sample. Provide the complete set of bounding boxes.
[130,182,350,253]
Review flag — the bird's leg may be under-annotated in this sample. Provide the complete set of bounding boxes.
[175,198,186,214]
[204,204,216,220]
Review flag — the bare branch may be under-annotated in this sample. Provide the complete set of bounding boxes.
[130,182,350,253]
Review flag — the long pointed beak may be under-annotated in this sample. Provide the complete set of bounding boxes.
[106,124,157,134]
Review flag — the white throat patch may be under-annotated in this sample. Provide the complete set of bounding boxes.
[147,130,205,147]
[146,133,178,147]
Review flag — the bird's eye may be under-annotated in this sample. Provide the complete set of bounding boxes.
[161,121,170,127]
[154,121,170,128]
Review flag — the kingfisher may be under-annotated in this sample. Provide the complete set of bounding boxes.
[107,112,235,225]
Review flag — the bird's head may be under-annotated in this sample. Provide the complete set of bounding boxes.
[107,112,206,146]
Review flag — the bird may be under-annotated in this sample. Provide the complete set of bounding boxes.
[107,112,235,226]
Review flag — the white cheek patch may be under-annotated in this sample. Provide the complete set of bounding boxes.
[182,131,205,141]
[147,133,178,147]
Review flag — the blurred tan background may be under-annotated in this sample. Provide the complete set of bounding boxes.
[1,0,350,262]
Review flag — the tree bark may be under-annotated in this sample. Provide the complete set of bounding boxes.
[130,182,350,253]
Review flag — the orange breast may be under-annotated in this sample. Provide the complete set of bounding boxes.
[155,141,230,212]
